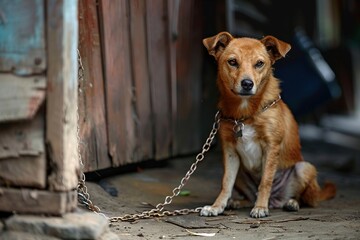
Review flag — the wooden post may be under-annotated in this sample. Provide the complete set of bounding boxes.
[46,0,79,191]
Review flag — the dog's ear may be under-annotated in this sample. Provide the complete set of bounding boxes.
[203,32,234,59]
[260,36,291,63]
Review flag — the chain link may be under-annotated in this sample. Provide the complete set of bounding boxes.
[262,95,281,112]
[76,49,101,214]
[109,115,220,222]
[76,49,221,222]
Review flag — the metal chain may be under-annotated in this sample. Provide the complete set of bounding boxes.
[76,49,221,222]
[261,95,281,112]
[110,114,220,222]
[76,49,102,214]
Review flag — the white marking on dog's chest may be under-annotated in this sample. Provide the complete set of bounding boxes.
[235,125,263,171]
[240,100,248,110]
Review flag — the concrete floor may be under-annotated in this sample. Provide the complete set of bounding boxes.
[84,138,360,240]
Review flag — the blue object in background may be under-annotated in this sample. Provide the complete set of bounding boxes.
[274,29,341,118]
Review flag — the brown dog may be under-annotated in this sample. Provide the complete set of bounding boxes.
[200,32,336,218]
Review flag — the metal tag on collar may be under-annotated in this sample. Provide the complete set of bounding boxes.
[233,121,244,138]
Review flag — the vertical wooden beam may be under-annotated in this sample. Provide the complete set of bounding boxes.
[99,0,136,166]
[129,0,154,160]
[78,0,111,171]
[167,0,178,155]
[46,0,79,191]
[173,1,203,155]
[145,0,172,159]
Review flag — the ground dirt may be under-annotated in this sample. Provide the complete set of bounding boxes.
[84,140,360,240]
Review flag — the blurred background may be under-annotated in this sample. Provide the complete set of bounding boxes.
[202,0,360,175]
[204,0,359,128]
[213,0,360,177]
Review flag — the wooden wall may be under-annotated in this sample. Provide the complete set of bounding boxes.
[0,0,47,188]
[0,0,212,213]
[78,0,205,171]
[0,0,78,214]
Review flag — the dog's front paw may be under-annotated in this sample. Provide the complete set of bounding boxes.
[250,206,269,218]
[200,205,224,217]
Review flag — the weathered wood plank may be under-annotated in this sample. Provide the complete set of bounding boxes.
[46,0,79,191]
[129,0,154,160]
[0,0,46,75]
[99,0,136,166]
[0,74,45,122]
[0,156,46,188]
[167,0,178,156]
[145,0,172,159]
[78,0,111,171]
[173,1,203,155]
[0,187,77,215]
[167,0,180,156]
[0,111,46,188]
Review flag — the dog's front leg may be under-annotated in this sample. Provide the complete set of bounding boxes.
[250,146,279,218]
[200,146,240,216]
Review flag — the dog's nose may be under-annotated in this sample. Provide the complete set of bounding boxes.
[241,79,254,91]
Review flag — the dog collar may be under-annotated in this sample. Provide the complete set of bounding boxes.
[218,95,282,138]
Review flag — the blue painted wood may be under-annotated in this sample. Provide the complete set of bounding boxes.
[0,0,46,75]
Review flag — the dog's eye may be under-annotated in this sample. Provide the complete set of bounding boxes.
[228,59,238,67]
[255,60,264,68]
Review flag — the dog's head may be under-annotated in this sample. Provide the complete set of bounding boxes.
[203,32,291,97]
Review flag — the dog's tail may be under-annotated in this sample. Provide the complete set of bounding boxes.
[317,181,336,202]
[302,180,336,207]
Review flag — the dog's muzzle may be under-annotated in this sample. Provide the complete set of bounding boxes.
[232,79,255,96]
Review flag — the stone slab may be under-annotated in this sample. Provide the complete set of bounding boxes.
[0,231,61,240]
[5,211,109,240]
[98,230,120,240]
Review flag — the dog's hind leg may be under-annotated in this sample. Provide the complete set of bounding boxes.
[281,161,318,210]
[298,155,337,206]
[283,198,300,211]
